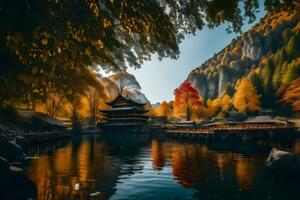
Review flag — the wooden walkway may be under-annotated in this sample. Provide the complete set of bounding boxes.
[165,124,297,141]
[166,124,294,134]
[166,128,213,134]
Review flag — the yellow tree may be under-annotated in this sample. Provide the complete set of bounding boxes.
[157,101,173,119]
[233,78,260,112]
[196,95,232,119]
[143,102,162,118]
[221,94,232,114]
[206,98,222,118]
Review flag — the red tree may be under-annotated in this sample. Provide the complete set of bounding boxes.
[174,81,201,120]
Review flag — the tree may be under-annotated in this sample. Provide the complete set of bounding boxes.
[282,60,300,85]
[250,72,264,97]
[156,101,173,119]
[282,28,292,44]
[70,95,83,134]
[232,78,260,113]
[43,93,67,118]
[282,78,300,111]
[261,59,275,107]
[272,48,287,89]
[286,34,300,58]
[0,0,295,106]
[206,98,222,118]
[221,94,232,114]
[86,87,106,124]
[174,82,201,120]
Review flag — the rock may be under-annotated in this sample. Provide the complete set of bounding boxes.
[0,166,37,200]
[188,73,207,98]
[0,141,25,162]
[265,147,300,177]
[0,157,9,171]
[0,134,9,146]
[15,136,29,154]
[207,76,218,98]
[218,67,230,95]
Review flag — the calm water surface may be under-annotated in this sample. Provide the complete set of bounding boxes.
[26,134,300,200]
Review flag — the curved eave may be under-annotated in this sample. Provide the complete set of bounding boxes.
[99,108,148,114]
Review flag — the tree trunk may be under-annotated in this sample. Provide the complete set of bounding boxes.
[186,107,191,121]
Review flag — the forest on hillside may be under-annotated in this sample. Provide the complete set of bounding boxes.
[151,8,300,121]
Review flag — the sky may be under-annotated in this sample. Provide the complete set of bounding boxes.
[127,6,265,104]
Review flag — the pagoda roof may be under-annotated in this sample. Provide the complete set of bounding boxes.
[100,106,148,113]
[106,94,146,107]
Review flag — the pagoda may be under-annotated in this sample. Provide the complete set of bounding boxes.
[99,94,149,128]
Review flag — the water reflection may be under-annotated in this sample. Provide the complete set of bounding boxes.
[26,134,300,200]
[151,139,165,171]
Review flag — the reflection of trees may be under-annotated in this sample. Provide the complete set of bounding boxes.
[169,141,260,199]
[26,134,150,200]
[235,157,256,190]
[293,140,300,153]
[172,145,212,188]
[28,158,53,200]
[77,142,90,182]
[27,137,117,199]
[26,136,300,200]
[151,139,165,171]
[54,146,72,176]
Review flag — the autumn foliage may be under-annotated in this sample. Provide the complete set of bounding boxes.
[157,101,173,118]
[282,78,300,111]
[174,82,201,120]
[232,78,260,113]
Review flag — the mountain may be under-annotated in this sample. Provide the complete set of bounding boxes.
[186,9,300,103]
[100,72,149,104]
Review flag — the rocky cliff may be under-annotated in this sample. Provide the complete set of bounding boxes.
[187,10,300,100]
[101,72,149,103]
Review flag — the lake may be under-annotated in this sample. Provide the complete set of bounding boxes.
[26,133,300,200]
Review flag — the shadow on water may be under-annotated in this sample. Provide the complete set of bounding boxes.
[25,133,300,200]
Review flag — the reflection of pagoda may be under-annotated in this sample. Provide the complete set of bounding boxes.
[99,94,148,128]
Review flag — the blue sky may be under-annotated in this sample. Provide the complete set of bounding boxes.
[128,6,265,104]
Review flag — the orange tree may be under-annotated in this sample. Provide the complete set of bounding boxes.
[174,81,201,121]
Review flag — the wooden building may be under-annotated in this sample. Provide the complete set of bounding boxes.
[99,94,148,128]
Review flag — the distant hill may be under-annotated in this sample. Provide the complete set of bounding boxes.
[100,72,149,104]
[185,8,300,109]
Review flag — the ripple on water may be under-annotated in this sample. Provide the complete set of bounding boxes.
[111,162,195,200]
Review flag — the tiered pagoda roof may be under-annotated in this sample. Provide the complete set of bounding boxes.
[99,94,148,127]
[105,94,146,107]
